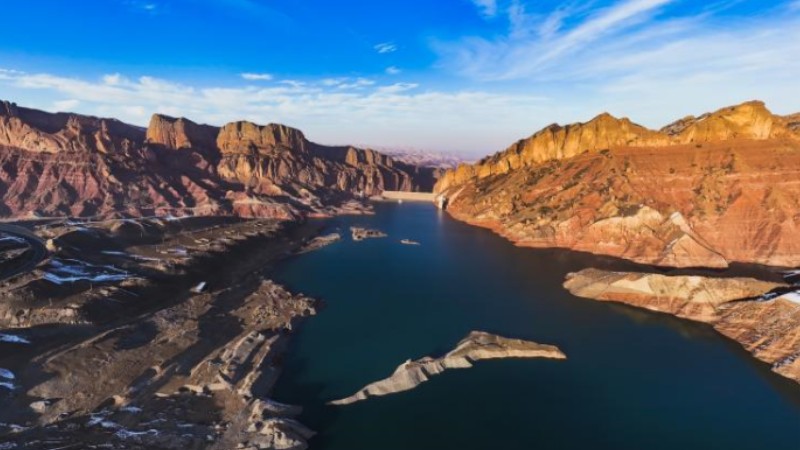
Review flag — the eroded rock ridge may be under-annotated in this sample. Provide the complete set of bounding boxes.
[435,101,800,268]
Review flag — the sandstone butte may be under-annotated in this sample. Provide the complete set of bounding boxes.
[564,269,800,384]
[328,331,566,406]
[434,101,800,268]
[0,100,437,220]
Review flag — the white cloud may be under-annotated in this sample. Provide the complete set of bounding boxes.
[241,72,273,81]
[52,99,80,111]
[337,78,375,89]
[322,77,347,86]
[386,66,402,75]
[374,42,398,54]
[377,83,419,94]
[103,73,124,85]
[0,68,548,154]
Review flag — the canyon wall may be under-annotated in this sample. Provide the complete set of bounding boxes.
[0,101,437,219]
[435,101,800,268]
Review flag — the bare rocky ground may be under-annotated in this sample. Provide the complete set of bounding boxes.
[0,215,331,449]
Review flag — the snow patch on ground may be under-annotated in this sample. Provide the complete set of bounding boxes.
[101,251,161,262]
[0,368,14,380]
[0,334,30,344]
[115,428,160,440]
[0,236,27,246]
[120,406,143,414]
[778,292,800,305]
[43,258,130,285]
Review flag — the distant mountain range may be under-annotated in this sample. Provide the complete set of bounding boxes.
[0,101,438,219]
[368,147,470,169]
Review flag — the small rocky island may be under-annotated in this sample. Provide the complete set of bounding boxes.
[328,331,565,406]
[350,227,387,241]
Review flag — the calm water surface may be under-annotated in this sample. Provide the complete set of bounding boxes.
[273,202,800,450]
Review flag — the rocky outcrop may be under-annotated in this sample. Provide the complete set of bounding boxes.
[350,227,387,241]
[435,101,800,268]
[564,269,783,321]
[328,331,565,405]
[146,114,218,152]
[565,269,800,384]
[0,100,436,220]
[215,120,434,200]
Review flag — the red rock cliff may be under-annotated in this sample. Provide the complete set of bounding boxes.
[435,101,800,268]
[0,101,435,219]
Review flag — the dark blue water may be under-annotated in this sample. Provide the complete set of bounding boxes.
[273,202,800,450]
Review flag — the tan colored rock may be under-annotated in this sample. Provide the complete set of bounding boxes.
[146,114,218,150]
[564,269,800,384]
[564,268,782,321]
[329,331,565,406]
[217,121,309,155]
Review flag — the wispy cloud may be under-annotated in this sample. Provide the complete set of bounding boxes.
[53,99,81,111]
[374,42,398,54]
[241,72,273,81]
[123,0,163,14]
[437,0,800,85]
[386,66,402,75]
[0,68,547,154]
[439,0,679,80]
[432,0,800,135]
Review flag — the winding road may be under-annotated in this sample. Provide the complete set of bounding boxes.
[0,224,48,281]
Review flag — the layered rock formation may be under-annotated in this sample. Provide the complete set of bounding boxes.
[0,100,436,220]
[564,269,800,384]
[435,101,800,268]
[328,331,565,405]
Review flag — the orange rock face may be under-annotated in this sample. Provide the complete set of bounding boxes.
[436,101,800,268]
[0,100,436,219]
[565,269,800,384]
[146,114,218,152]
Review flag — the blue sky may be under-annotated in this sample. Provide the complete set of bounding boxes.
[1,0,799,155]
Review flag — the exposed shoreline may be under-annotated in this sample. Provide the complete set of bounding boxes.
[0,215,334,449]
[564,268,800,385]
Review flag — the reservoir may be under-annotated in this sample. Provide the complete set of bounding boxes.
[273,202,800,450]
